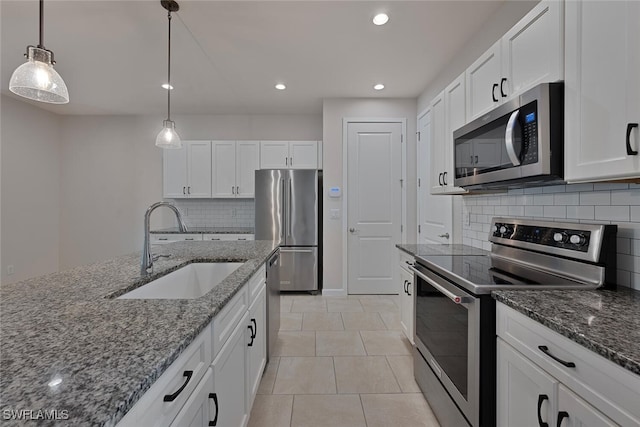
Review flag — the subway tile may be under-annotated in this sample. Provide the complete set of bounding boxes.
[617,270,631,287]
[523,195,536,205]
[595,206,630,222]
[534,194,555,206]
[482,206,495,215]
[566,206,595,220]
[593,183,629,191]
[477,198,487,206]
[611,190,640,206]
[632,206,640,222]
[631,273,640,291]
[580,192,610,206]
[495,206,509,216]
[632,239,640,256]
[524,187,543,194]
[524,206,543,217]
[508,188,524,195]
[542,185,566,193]
[566,183,594,192]
[508,206,525,217]
[617,254,640,273]
[553,193,579,206]
[617,237,631,255]
[543,206,566,218]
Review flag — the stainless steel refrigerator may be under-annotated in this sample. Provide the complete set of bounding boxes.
[255,169,320,292]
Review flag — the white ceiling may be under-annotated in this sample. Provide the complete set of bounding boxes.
[1,0,505,115]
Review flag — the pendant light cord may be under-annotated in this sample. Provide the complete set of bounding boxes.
[167,9,172,121]
[38,0,44,48]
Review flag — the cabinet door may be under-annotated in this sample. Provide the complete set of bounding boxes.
[565,0,640,182]
[289,141,318,169]
[260,141,289,169]
[187,141,212,198]
[236,141,260,197]
[501,0,563,99]
[212,311,249,427]
[170,368,215,427]
[430,92,446,194]
[466,40,502,121]
[246,285,266,411]
[399,266,414,344]
[443,73,468,195]
[557,385,617,427]
[497,339,556,427]
[211,141,236,198]
[417,109,453,243]
[163,145,188,198]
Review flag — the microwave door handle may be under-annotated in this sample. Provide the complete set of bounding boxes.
[505,110,521,166]
[409,265,472,304]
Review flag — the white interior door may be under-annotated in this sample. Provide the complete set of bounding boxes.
[418,110,453,244]
[347,122,402,295]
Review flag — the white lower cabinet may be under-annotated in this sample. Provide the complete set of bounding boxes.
[497,303,640,427]
[397,250,415,345]
[118,265,267,427]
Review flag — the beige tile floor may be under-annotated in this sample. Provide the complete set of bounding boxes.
[248,294,441,427]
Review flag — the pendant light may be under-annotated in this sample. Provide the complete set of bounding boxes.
[155,0,182,149]
[9,0,69,104]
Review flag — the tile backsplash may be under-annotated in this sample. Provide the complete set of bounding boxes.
[461,183,640,290]
[172,199,255,229]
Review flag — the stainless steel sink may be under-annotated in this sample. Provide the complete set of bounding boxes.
[118,262,244,299]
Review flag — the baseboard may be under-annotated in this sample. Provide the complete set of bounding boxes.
[321,288,347,297]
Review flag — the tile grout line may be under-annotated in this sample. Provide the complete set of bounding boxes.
[359,393,369,427]
[383,355,403,394]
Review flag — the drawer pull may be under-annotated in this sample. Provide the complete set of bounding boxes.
[556,411,569,427]
[250,318,257,339]
[184,238,194,241]
[159,238,168,241]
[208,392,218,426]
[403,280,408,294]
[407,281,411,296]
[248,324,255,347]
[538,346,576,368]
[163,370,193,402]
[537,394,549,427]
[626,123,638,155]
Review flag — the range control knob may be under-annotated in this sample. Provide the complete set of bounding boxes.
[499,226,507,234]
[569,234,587,246]
[553,232,568,243]
[494,224,500,233]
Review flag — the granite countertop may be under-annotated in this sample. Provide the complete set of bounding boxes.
[0,240,278,426]
[150,227,254,234]
[493,288,640,376]
[396,243,490,257]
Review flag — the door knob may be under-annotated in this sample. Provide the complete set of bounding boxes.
[438,233,450,239]
[349,228,356,233]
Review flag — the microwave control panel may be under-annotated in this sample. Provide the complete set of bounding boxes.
[519,101,538,165]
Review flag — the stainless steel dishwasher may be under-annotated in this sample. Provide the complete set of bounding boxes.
[265,249,280,361]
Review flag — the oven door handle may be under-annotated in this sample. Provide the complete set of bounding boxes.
[409,265,472,304]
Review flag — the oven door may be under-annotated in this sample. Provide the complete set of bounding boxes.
[410,263,480,427]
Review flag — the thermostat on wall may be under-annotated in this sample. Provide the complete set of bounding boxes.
[329,187,341,198]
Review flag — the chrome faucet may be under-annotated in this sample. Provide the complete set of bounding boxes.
[141,201,188,275]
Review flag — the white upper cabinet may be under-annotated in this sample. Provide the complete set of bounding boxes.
[565,0,640,182]
[501,0,564,99]
[466,40,503,121]
[164,141,212,199]
[260,141,318,169]
[466,0,564,121]
[430,92,446,194]
[211,141,260,198]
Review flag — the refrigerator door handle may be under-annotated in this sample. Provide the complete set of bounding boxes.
[288,179,293,238]
[281,178,286,240]
[280,248,314,253]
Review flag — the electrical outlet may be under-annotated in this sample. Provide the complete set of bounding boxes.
[7,265,15,276]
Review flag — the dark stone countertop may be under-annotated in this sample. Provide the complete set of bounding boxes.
[493,288,640,376]
[0,240,278,426]
[150,227,254,234]
[396,243,490,257]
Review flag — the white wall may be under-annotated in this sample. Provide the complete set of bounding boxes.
[322,98,417,293]
[58,113,321,270]
[1,95,62,284]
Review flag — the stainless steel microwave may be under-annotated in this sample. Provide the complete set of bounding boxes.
[453,82,564,189]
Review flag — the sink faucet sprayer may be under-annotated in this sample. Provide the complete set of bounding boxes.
[141,201,188,275]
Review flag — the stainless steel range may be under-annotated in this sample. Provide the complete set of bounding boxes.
[410,217,617,427]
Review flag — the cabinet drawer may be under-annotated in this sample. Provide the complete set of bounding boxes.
[212,285,249,359]
[247,265,266,305]
[497,303,640,426]
[398,250,415,274]
[117,324,212,427]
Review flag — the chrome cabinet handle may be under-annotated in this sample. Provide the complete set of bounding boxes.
[505,110,521,166]
[409,265,472,304]
[163,370,193,402]
[438,233,450,239]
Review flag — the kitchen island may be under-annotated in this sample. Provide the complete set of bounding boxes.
[0,240,278,426]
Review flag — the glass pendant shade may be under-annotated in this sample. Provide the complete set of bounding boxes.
[155,120,182,149]
[9,46,69,104]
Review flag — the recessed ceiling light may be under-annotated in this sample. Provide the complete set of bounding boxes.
[161,84,174,90]
[372,13,389,26]
[374,84,385,91]
[275,83,286,90]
